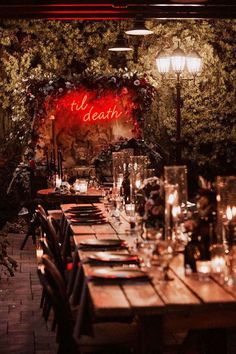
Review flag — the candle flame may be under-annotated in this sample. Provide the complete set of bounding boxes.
[168,193,175,205]
[226,206,233,221]
[172,206,181,218]
[135,179,141,189]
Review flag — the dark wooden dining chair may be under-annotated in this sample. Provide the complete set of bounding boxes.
[38,255,141,354]
[20,210,38,250]
[38,256,78,354]
[36,211,67,277]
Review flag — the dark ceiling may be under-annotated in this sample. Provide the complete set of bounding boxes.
[0,1,235,20]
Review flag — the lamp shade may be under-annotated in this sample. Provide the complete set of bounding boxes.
[108,33,133,52]
[125,20,153,36]
[186,50,202,75]
[171,46,186,73]
[155,49,171,74]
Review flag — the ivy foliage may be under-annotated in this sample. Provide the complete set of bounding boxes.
[0,19,235,179]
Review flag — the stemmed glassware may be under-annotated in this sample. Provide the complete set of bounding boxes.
[155,239,177,281]
[215,176,236,285]
[137,227,163,270]
[137,239,157,270]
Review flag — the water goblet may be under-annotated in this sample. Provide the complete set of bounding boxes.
[155,239,176,281]
[137,239,156,270]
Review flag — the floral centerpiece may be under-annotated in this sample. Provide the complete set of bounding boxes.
[136,176,165,230]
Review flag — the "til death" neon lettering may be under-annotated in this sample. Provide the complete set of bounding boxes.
[71,95,122,122]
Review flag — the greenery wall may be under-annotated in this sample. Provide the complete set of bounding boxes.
[0,19,235,192]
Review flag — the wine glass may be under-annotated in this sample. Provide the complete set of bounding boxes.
[137,239,156,270]
[155,239,177,281]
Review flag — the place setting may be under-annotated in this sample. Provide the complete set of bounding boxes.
[88,267,150,283]
[77,238,128,251]
[84,251,140,266]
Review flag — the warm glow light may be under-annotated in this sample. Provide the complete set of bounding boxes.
[125,29,153,36]
[233,206,236,217]
[135,179,141,189]
[79,180,88,193]
[108,33,133,52]
[50,87,136,128]
[168,193,175,205]
[226,206,233,221]
[55,175,62,188]
[125,28,153,36]
[196,260,211,275]
[186,50,202,75]
[108,46,133,52]
[211,256,226,274]
[172,205,181,218]
[125,19,153,36]
[74,179,88,193]
[171,47,186,73]
[117,174,123,188]
[155,49,171,74]
[36,249,43,263]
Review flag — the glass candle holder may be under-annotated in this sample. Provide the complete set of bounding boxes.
[112,151,125,193]
[117,173,124,189]
[125,203,135,217]
[196,260,211,280]
[210,244,227,274]
[55,174,62,189]
[216,176,236,249]
[129,155,149,201]
[122,148,134,173]
[79,179,88,193]
[164,183,180,240]
[164,165,188,219]
[74,179,88,193]
[74,179,81,192]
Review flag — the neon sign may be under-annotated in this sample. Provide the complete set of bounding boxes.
[49,87,134,127]
[70,95,122,122]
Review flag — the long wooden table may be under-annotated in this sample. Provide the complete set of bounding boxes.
[61,203,236,353]
[37,188,103,208]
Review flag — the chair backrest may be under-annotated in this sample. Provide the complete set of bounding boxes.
[37,204,48,218]
[36,210,66,279]
[41,255,67,301]
[38,256,78,354]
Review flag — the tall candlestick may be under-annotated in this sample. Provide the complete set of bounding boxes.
[57,149,60,178]
[45,148,49,176]
[59,151,63,179]
[50,150,53,177]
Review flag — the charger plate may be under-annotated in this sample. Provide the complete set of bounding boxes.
[79,239,126,248]
[88,252,139,263]
[90,267,149,280]
[70,218,106,225]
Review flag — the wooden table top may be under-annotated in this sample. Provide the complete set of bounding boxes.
[61,203,236,334]
[38,188,103,197]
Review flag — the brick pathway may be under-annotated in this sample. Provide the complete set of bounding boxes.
[0,233,58,354]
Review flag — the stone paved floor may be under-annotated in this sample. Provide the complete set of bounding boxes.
[0,233,58,354]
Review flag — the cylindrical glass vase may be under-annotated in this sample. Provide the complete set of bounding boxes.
[216,176,236,249]
[164,165,188,218]
[129,155,149,202]
[112,151,125,193]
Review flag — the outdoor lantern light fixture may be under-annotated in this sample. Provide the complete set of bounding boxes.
[125,19,153,36]
[171,45,186,73]
[155,43,202,164]
[108,32,133,52]
[155,49,171,74]
[155,43,202,78]
[186,50,202,75]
